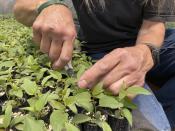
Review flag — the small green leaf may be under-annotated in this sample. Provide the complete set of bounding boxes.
[47,93,59,101]
[41,75,52,86]
[9,89,23,98]
[99,95,123,109]
[63,88,71,100]
[65,123,80,131]
[50,110,68,131]
[10,116,25,127]
[21,107,35,112]
[93,120,112,131]
[27,97,37,107]
[49,100,65,110]
[49,70,62,80]
[65,78,76,87]
[21,78,38,95]
[15,124,24,131]
[77,65,86,79]
[3,104,12,128]
[122,108,132,126]
[35,68,48,81]
[100,121,112,131]
[126,86,151,95]
[92,83,104,97]
[64,96,76,106]
[0,61,15,69]
[34,92,50,111]
[75,92,93,112]
[123,98,137,109]
[0,115,4,127]
[119,88,127,100]
[72,114,91,124]
[68,104,77,114]
[23,116,46,131]
[26,55,36,66]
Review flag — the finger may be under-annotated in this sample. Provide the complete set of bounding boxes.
[53,39,74,69]
[108,74,139,95]
[78,51,121,88]
[40,33,52,54]
[102,63,130,88]
[33,29,42,45]
[49,39,63,62]
[32,21,42,45]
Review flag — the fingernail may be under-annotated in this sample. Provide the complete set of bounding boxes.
[78,80,88,88]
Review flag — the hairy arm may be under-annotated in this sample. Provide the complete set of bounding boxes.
[13,0,46,26]
[136,20,165,49]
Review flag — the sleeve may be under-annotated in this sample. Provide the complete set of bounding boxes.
[143,0,175,22]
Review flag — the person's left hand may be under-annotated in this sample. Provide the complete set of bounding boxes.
[78,44,154,94]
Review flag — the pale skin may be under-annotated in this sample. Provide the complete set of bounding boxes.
[14,0,165,95]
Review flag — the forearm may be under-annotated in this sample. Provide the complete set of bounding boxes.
[13,0,46,26]
[136,20,165,47]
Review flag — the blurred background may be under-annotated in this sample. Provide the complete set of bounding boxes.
[0,0,15,14]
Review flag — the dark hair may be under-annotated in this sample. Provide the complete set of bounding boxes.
[83,0,106,11]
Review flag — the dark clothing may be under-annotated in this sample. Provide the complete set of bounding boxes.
[148,29,175,128]
[72,0,175,53]
[87,29,175,129]
[72,0,175,129]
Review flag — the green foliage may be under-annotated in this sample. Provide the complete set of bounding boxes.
[50,110,68,131]
[72,114,91,124]
[0,17,151,131]
[3,104,12,128]
[122,108,132,126]
[23,116,46,131]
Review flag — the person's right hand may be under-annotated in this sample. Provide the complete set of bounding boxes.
[32,5,76,69]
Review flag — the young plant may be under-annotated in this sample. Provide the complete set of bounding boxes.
[0,16,151,131]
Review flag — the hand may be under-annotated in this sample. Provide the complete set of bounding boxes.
[78,44,154,95]
[32,5,76,69]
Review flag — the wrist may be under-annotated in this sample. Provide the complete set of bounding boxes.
[135,44,154,67]
[135,44,152,56]
[136,43,161,67]
[37,0,70,15]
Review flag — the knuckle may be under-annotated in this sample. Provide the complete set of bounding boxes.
[106,52,115,59]
[128,61,137,71]
[115,48,126,54]
[114,48,129,59]
[41,24,56,33]
[64,29,76,39]
[32,22,41,31]
[122,66,133,74]
[112,48,129,60]
[69,30,76,37]
[121,68,131,75]
[121,60,137,73]
[120,49,129,58]
[98,61,109,72]
[54,26,64,35]
[60,55,71,63]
